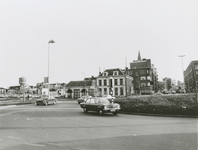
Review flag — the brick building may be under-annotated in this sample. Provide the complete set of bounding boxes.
[128,51,158,95]
[184,60,198,93]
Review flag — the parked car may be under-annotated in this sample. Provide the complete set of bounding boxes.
[180,89,186,93]
[35,95,57,106]
[77,95,91,104]
[80,97,120,115]
[152,91,164,96]
[162,89,171,94]
[171,90,176,94]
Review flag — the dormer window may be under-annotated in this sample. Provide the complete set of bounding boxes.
[113,71,119,76]
[103,72,108,76]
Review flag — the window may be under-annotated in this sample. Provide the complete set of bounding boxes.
[104,79,107,86]
[120,87,123,95]
[120,79,123,85]
[99,80,102,86]
[104,88,107,95]
[141,83,145,87]
[128,70,133,75]
[140,70,146,74]
[90,98,95,104]
[86,99,91,103]
[113,71,119,76]
[115,88,118,95]
[114,79,118,85]
[195,64,198,69]
[141,77,146,80]
[103,72,108,76]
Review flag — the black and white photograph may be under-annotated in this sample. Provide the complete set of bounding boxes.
[0,0,197,150]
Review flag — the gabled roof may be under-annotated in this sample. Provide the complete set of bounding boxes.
[66,80,92,87]
[98,68,126,76]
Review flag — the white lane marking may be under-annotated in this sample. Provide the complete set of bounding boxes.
[47,142,62,146]
[0,110,26,117]
[25,143,45,147]
[8,136,21,140]
[0,105,17,109]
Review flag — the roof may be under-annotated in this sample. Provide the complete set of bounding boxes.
[66,80,92,87]
[98,68,126,76]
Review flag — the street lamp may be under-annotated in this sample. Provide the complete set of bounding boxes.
[48,40,55,98]
[178,55,185,89]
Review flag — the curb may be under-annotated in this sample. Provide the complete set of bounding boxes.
[119,111,198,118]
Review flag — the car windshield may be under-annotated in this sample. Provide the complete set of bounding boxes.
[96,98,110,104]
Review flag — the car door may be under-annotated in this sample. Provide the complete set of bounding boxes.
[89,98,99,111]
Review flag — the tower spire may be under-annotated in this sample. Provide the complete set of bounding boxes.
[138,51,141,61]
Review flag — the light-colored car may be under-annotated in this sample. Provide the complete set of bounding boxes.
[35,95,57,106]
[80,97,120,115]
[77,95,91,104]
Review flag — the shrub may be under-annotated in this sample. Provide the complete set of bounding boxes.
[114,94,197,116]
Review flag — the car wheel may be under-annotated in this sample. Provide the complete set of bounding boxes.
[83,108,88,113]
[78,102,80,104]
[113,112,118,115]
[97,109,104,115]
[35,103,38,106]
[53,101,56,105]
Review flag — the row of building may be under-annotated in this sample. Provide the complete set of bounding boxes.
[1,52,158,98]
[1,52,197,98]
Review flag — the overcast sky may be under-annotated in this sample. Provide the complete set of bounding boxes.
[0,0,197,88]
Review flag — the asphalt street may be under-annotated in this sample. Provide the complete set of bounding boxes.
[0,101,197,150]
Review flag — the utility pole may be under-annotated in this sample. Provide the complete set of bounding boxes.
[178,55,185,90]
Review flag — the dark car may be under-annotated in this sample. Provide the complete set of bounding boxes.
[80,97,120,115]
[35,95,57,106]
[77,95,91,104]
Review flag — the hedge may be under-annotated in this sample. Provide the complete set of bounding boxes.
[114,94,198,116]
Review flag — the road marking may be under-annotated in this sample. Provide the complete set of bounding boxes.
[47,142,62,146]
[8,136,21,140]
[0,110,26,117]
[25,143,45,147]
[0,105,17,109]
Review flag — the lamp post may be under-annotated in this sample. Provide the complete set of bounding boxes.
[48,40,55,98]
[178,55,185,90]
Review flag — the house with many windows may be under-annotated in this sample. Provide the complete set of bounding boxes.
[96,68,133,97]
[184,60,198,93]
[128,51,158,95]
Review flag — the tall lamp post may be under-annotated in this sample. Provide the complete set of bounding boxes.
[178,55,185,90]
[48,40,55,98]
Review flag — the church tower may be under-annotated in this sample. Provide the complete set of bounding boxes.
[137,51,141,61]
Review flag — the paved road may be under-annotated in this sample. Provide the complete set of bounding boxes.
[0,101,197,150]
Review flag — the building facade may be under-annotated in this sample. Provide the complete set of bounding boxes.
[128,51,158,95]
[97,68,134,97]
[66,77,97,98]
[184,60,198,93]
